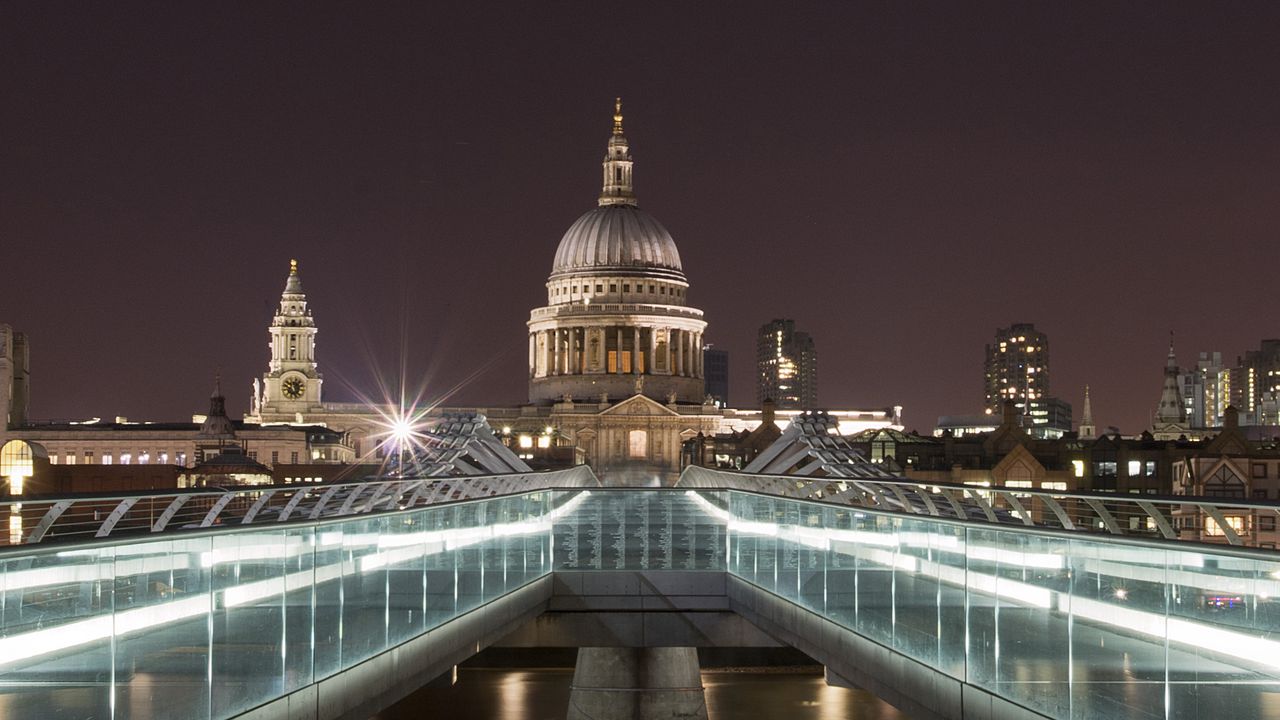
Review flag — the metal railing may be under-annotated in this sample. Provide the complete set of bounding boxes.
[0,465,598,546]
[678,465,1280,548]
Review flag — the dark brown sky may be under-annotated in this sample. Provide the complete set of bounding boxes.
[3,3,1279,433]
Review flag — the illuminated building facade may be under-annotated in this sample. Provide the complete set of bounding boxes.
[526,99,707,407]
[756,319,817,409]
[5,103,904,488]
[252,259,324,420]
[983,323,1070,438]
[1177,351,1230,429]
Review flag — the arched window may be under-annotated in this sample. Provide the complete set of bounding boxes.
[628,430,647,459]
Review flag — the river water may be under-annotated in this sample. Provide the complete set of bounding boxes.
[372,667,908,720]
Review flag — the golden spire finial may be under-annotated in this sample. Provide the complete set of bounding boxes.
[612,97,624,135]
[290,258,298,274]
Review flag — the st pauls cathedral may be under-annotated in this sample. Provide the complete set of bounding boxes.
[3,102,901,486]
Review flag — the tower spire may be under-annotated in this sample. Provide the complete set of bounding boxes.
[1156,335,1186,426]
[599,98,636,206]
[285,258,303,294]
[1079,384,1096,439]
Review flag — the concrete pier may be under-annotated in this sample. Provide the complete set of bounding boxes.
[566,647,708,720]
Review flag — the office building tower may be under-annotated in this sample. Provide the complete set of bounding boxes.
[703,347,729,407]
[984,323,1070,437]
[756,319,817,409]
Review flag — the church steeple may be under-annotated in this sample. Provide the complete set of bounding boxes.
[1155,333,1186,425]
[599,97,636,207]
[256,258,323,418]
[1079,385,1096,439]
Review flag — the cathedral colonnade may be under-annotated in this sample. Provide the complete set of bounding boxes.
[528,325,704,380]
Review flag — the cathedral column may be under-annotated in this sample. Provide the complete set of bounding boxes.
[528,333,536,378]
[552,329,560,375]
[569,328,579,374]
[633,327,641,374]
[686,332,693,378]
[694,332,702,378]
[616,328,624,374]
[647,327,656,375]
[675,329,684,377]
[555,327,565,376]
[544,329,555,377]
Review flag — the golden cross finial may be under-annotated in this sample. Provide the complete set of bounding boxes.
[290,258,298,274]
[613,97,624,135]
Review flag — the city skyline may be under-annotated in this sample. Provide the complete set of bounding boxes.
[4,4,1280,433]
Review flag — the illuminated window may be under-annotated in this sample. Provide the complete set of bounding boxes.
[1127,460,1141,476]
[628,430,647,458]
[84,451,94,464]
[64,453,76,465]
[120,453,132,465]
[537,435,551,449]
[1205,516,1246,536]
[1006,480,1033,489]
[1041,481,1068,491]
[102,453,113,465]
[518,435,533,449]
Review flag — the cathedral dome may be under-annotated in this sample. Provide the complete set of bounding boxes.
[550,205,684,280]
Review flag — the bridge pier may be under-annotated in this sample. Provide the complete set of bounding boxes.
[566,647,708,720]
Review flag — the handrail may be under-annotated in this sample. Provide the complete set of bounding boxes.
[0,465,599,547]
[677,465,1280,549]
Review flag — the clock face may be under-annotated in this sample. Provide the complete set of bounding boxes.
[282,377,306,400]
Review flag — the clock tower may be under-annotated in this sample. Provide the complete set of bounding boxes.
[256,259,323,420]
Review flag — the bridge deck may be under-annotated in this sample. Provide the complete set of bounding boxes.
[0,486,1276,720]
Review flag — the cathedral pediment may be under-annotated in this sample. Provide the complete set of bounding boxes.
[598,394,681,417]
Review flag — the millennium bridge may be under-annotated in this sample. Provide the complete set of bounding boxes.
[1,420,1278,720]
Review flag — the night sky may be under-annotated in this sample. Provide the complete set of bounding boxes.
[3,3,1279,434]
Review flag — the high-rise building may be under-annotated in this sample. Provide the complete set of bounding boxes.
[0,325,30,430]
[756,319,817,409]
[1243,340,1280,408]
[703,346,729,407]
[1178,351,1229,428]
[983,323,1070,437]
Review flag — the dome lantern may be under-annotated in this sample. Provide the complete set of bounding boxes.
[599,98,636,207]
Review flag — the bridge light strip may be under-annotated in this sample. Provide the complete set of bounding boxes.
[717,506,1280,669]
[0,491,593,667]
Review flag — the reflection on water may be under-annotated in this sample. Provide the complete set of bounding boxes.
[373,667,907,720]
